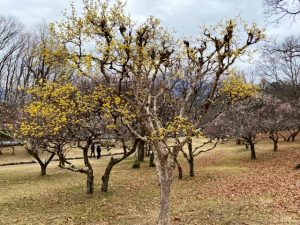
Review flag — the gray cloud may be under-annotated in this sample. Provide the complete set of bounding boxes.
[0,0,298,39]
[0,0,82,30]
[127,0,266,36]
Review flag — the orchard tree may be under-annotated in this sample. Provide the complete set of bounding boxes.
[257,95,291,151]
[278,99,300,142]
[20,78,103,188]
[210,96,269,159]
[181,72,259,177]
[21,76,139,193]
[20,79,78,176]
[48,1,265,224]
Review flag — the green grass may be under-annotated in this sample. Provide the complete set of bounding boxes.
[0,139,299,225]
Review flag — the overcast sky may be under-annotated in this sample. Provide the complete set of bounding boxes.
[0,0,299,41]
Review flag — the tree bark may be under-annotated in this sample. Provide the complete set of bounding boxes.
[250,143,256,160]
[291,128,300,142]
[283,136,288,142]
[269,132,279,152]
[83,147,94,194]
[101,139,139,192]
[178,165,183,180]
[291,132,297,141]
[158,176,171,225]
[156,157,172,225]
[154,141,177,225]
[101,159,114,191]
[40,164,47,176]
[175,159,183,180]
[188,140,194,177]
[273,140,278,152]
[27,148,55,176]
[149,146,155,167]
[57,148,66,167]
[137,140,145,162]
[86,171,94,194]
[145,143,150,156]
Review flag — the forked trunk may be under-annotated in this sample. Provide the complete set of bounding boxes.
[291,128,300,142]
[29,151,55,176]
[101,139,139,192]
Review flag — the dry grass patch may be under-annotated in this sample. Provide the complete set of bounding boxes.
[0,139,299,225]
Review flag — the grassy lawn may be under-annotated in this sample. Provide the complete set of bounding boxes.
[0,139,299,225]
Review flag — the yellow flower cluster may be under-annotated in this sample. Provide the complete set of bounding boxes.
[21,80,134,138]
[220,73,260,101]
[21,81,79,137]
[150,116,201,140]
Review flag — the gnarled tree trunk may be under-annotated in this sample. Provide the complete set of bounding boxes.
[27,147,55,176]
[83,147,94,194]
[290,128,300,142]
[101,139,139,192]
[101,159,114,192]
